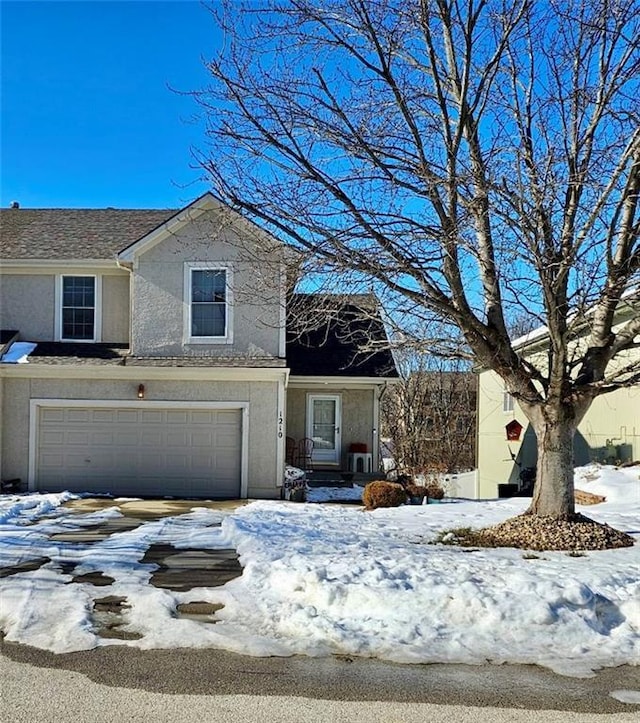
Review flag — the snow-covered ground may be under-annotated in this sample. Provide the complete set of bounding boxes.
[0,465,638,679]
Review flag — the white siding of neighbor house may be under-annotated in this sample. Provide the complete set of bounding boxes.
[0,374,283,499]
[477,312,640,499]
[130,209,283,358]
[477,367,640,499]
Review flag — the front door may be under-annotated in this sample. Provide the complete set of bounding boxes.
[307,395,341,465]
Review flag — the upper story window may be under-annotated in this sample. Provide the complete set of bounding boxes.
[57,275,100,342]
[503,390,514,413]
[185,264,233,343]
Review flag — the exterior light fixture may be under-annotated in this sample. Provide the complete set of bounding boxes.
[137,384,145,399]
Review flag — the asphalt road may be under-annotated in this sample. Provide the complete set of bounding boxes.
[2,641,639,722]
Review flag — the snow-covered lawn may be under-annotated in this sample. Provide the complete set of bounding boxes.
[0,465,638,678]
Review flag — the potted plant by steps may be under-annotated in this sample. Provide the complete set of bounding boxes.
[425,483,445,503]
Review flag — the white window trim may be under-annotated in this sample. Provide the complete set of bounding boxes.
[55,274,102,342]
[183,263,234,345]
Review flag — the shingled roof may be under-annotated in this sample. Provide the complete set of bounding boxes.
[0,208,175,260]
[286,294,398,377]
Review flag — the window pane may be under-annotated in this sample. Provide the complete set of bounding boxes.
[312,400,336,449]
[191,270,226,303]
[61,276,95,340]
[63,276,94,307]
[62,308,95,340]
[191,303,225,337]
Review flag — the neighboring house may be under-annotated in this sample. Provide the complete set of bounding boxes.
[476,302,640,499]
[0,194,397,498]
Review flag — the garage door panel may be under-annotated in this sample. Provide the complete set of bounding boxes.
[93,410,115,423]
[191,431,214,447]
[41,409,65,423]
[66,410,91,423]
[217,430,239,446]
[66,431,90,445]
[116,410,138,423]
[115,431,139,446]
[164,454,190,473]
[65,454,92,468]
[166,410,189,424]
[167,430,189,446]
[40,430,64,445]
[191,411,215,424]
[140,431,163,447]
[111,452,138,473]
[216,410,240,425]
[40,453,64,468]
[37,406,242,498]
[140,411,164,424]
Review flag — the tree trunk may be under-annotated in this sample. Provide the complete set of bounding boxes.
[527,413,577,518]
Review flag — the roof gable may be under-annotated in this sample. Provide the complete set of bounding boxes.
[117,193,219,263]
[117,192,283,264]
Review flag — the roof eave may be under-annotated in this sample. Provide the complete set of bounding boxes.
[0,258,120,269]
[287,374,398,386]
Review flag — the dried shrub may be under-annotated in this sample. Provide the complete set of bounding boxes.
[574,489,606,505]
[405,483,426,498]
[363,481,407,510]
[425,483,445,500]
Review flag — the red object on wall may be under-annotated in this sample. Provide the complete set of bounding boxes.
[506,419,524,441]
[349,443,368,453]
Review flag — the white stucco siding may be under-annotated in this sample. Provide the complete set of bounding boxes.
[578,389,640,463]
[130,209,283,357]
[101,274,130,343]
[0,270,130,343]
[0,374,283,498]
[0,274,55,340]
[0,377,30,480]
[476,370,530,499]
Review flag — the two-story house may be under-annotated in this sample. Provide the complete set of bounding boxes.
[0,193,397,498]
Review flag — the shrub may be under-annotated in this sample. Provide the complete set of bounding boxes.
[405,483,426,498]
[425,483,445,500]
[363,481,407,510]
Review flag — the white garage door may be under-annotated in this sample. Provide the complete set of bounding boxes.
[36,406,242,498]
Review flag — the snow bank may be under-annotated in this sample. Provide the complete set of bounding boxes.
[0,466,638,677]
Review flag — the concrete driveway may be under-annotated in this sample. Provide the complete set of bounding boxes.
[0,497,247,640]
[70,497,246,630]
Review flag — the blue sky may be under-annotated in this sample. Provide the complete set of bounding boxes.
[1,1,220,209]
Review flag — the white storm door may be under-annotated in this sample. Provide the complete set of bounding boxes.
[307,394,341,464]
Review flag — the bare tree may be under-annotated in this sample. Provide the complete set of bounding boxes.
[192,0,640,524]
[381,354,476,475]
